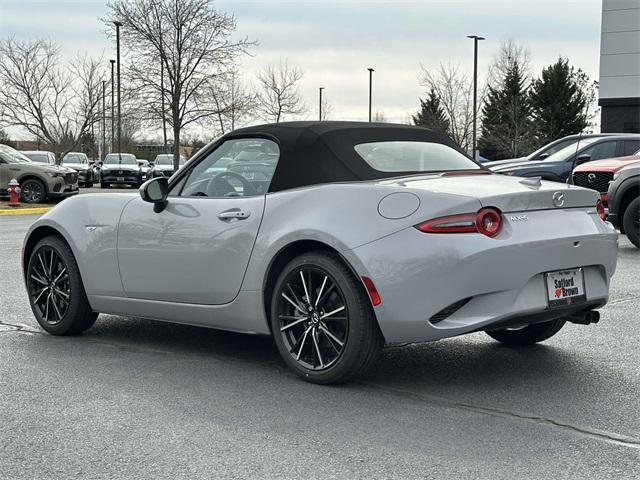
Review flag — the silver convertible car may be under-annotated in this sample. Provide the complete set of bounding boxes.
[22,122,618,384]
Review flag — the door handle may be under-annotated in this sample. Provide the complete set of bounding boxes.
[218,208,250,221]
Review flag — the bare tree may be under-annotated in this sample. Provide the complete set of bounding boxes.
[373,111,387,122]
[0,38,104,160]
[419,63,481,152]
[208,70,256,135]
[487,40,530,90]
[255,61,307,123]
[106,0,254,170]
[320,95,333,121]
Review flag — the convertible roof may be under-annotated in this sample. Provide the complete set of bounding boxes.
[226,121,463,192]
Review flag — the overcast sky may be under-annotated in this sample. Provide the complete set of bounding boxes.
[1,0,603,134]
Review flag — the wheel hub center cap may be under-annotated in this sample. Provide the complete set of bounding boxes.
[311,312,320,324]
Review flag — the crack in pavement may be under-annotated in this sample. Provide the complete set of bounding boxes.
[607,295,640,306]
[3,318,639,450]
[357,381,640,451]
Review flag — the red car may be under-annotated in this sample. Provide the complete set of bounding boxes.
[572,154,640,206]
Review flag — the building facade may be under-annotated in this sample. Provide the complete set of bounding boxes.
[599,0,640,133]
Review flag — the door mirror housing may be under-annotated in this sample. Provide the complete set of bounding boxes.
[575,153,591,165]
[140,177,168,212]
[537,153,550,160]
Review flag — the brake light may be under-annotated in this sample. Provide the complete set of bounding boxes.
[596,199,606,221]
[416,207,502,238]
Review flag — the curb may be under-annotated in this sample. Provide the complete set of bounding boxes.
[0,207,51,216]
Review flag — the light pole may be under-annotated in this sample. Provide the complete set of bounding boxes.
[101,80,106,161]
[467,35,485,160]
[319,87,324,121]
[159,27,167,154]
[110,59,115,153]
[114,21,123,160]
[367,68,374,122]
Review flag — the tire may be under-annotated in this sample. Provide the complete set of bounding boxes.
[270,251,383,384]
[20,178,47,203]
[26,235,97,335]
[622,197,640,248]
[101,182,108,189]
[485,319,566,346]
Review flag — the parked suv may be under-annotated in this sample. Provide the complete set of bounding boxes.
[62,152,95,187]
[490,134,640,182]
[0,144,78,203]
[100,153,143,188]
[607,161,640,248]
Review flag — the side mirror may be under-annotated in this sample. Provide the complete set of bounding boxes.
[140,177,168,212]
[576,153,591,165]
[537,153,550,160]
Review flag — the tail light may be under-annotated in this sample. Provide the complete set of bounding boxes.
[416,207,503,238]
[596,199,606,221]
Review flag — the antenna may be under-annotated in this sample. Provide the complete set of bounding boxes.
[568,131,584,185]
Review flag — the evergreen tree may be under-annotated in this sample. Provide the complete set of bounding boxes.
[478,62,534,160]
[413,88,450,136]
[529,57,589,144]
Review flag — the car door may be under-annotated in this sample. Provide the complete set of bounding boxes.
[117,137,280,305]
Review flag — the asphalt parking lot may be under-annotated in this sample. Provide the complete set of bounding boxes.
[0,214,638,479]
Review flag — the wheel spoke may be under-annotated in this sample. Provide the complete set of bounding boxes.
[320,305,345,320]
[37,252,49,279]
[281,292,307,315]
[314,275,327,308]
[315,282,335,310]
[44,292,51,321]
[53,267,67,283]
[296,326,312,360]
[312,328,324,368]
[300,270,312,305]
[33,286,49,304]
[30,273,48,285]
[280,316,308,332]
[48,249,55,278]
[54,288,69,302]
[51,296,63,320]
[319,324,344,348]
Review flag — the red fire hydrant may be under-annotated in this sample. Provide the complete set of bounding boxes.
[8,179,21,207]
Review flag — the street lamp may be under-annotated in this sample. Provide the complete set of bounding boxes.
[319,87,324,121]
[101,80,106,161]
[109,59,115,153]
[367,68,374,122]
[114,20,123,161]
[467,35,485,160]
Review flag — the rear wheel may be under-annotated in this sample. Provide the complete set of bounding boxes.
[270,251,383,384]
[26,236,97,335]
[485,319,565,346]
[622,197,640,248]
[100,182,108,189]
[20,178,46,203]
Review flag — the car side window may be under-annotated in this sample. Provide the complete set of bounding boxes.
[581,141,618,162]
[173,138,280,198]
[542,139,574,157]
[623,140,640,156]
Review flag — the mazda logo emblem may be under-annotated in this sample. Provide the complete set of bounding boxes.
[552,191,565,207]
[587,173,596,183]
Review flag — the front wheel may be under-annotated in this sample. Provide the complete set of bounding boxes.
[485,319,565,346]
[270,251,383,384]
[20,178,46,203]
[622,197,640,248]
[26,236,97,335]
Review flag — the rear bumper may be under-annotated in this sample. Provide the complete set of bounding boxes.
[344,208,618,343]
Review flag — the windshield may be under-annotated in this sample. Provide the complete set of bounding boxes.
[22,152,50,163]
[354,141,480,173]
[154,154,186,166]
[63,153,89,164]
[104,153,137,165]
[543,138,599,162]
[0,145,32,164]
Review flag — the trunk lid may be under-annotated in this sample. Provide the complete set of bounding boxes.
[377,173,598,213]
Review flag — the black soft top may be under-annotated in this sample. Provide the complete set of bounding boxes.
[225,121,465,192]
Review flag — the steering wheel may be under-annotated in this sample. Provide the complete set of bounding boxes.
[206,171,258,197]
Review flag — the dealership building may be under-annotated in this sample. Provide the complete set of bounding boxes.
[599,0,640,133]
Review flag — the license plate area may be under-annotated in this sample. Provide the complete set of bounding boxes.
[545,268,586,308]
[117,177,124,182]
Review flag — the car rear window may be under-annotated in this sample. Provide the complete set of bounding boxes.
[354,141,479,173]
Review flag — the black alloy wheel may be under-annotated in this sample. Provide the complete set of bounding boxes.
[27,236,97,335]
[622,197,640,248]
[20,179,46,203]
[271,251,383,384]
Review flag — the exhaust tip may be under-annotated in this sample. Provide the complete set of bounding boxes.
[567,310,600,325]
